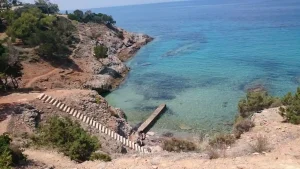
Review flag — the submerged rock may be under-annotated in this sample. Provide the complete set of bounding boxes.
[179,124,192,130]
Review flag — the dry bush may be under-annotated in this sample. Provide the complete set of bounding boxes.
[162,138,196,152]
[233,119,255,138]
[250,135,270,153]
[209,134,235,148]
[206,147,220,159]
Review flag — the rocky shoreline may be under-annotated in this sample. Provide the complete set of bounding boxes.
[80,22,154,93]
[20,21,153,94]
[7,22,155,154]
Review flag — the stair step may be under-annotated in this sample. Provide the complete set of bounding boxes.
[38,93,45,100]
[53,100,59,106]
[45,96,52,103]
[56,102,61,108]
[59,104,65,110]
[36,93,147,153]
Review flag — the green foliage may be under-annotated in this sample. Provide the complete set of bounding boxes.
[0,43,22,91]
[67,13,79,21]
[95,96,101,104]
[282,92,294,105]
[117,31,124,39]
[68,9,116,25]
[33,116,100,162]
[0,10,18,26]
[89,153,111,162]
[73,10,84,19]
[238,91,275,117]
[7,8,40,39]
[35,30,71,58]
[209,133,236,148]
[0,134,27,168]
[1,4,76,60]
[34,0,59,14]
[40,15,57,27]
[162,138,196,152]
[279,87,300,124]
[94,45,108,59]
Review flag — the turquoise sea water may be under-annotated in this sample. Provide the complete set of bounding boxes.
[94,0,300,135]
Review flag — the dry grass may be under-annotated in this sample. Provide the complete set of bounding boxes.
[233,119,255,138]
[162,138,196,152]
[250,135,270,153]
[209,133,236,148]
[206,147,220,159]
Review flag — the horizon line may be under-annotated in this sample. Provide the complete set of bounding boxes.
[61,0,189,11]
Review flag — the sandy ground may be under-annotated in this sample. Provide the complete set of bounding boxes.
[19,107,300,169]
[0,89,92,104]
[0,115,11,135]
[23,137,300,169]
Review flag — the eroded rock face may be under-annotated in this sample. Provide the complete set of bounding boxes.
[84,75,113,93]
[58,90,133,153]
[76,23,153,93]
[25,90,133,154]
[15,104,40,129]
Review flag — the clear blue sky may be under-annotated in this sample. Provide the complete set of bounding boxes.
[21,0,183,10]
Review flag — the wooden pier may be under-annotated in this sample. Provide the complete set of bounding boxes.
[137,104,166,133]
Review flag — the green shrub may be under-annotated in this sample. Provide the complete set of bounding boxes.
[162,138,196,152]
[209,134,235,148]
[33,116,100,162]
[233,119,255,138]
[279,87,300,124]
[94,45,108,59]
[282,92,294,105]
[0,134,27,168]
[67,10,116,25]
[117,31,124,39]
[67,14,80,21]
[89,152,111,162]
[2,7,75,60]
[238,91,275,117]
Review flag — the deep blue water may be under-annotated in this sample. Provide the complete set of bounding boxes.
[93,0,300,135]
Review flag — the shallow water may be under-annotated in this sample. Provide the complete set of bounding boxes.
[93,0,300,135]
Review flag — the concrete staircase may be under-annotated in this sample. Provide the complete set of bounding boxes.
[37,93,148,153]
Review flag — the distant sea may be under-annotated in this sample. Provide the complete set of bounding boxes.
[92,0,300,135]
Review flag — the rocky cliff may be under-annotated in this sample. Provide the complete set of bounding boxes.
[20,21,153,93]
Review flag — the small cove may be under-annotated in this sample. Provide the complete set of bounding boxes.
[94,0,300,135]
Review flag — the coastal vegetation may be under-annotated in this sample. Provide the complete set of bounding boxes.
[279,87,300,124]
[209,133,235,148]
[0,43,22,91]
[233,119,255,138]
[236,88,300,125]
[2,7,76,58]
[162,138,196,152]
[94,45,108,59]
[32,116,109,162]
[238,91,277,118]
[0,0,23,11]
[67,9,116,25]
[0,0,79,92]
[0,134,27,169]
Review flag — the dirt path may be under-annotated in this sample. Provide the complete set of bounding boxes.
[20,107,300,169]
[23,138,300,169]
[24,20,88,88]
[25,68,60,88]
[0,89,92,104]
[0,115,11,134]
